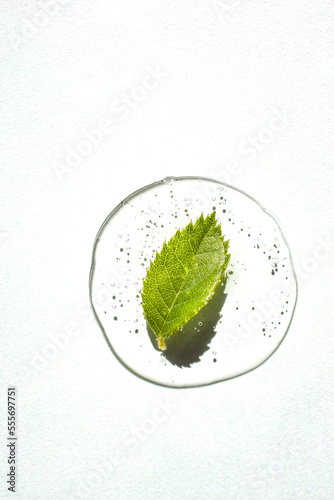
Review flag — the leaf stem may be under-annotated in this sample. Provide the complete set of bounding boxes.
[158,337,167,350]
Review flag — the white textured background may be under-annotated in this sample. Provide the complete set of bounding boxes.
[1,1,334,499]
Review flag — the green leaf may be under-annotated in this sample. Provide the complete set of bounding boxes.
[141,212,230,350]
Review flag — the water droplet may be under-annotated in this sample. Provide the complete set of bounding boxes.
[91,176,297,388]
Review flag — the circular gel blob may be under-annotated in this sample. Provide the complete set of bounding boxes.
[90,177,297,388]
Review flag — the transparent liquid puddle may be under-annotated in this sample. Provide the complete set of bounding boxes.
[90,177,297,388]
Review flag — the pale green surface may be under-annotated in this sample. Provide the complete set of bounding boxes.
[141,212,230,348]
[2,1,333,498]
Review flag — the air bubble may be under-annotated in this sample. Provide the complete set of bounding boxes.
[163,177,175,185]
[90,176,297,388]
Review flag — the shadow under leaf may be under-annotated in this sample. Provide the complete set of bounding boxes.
[146,276,228,367]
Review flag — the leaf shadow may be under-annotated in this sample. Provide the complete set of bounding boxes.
[146,276,228,367]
